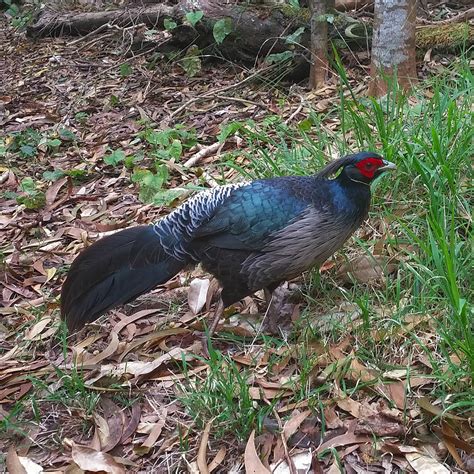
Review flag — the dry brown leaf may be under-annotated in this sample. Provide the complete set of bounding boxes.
[208,446,226,473]
[45,176,68,208]
[6,446,27,474]
[24,317,52,341]
[282,409,312,440]
[99,399,125,452]
[92,413,110,451]
[86,344,198,386]
[83,332,120,365]
[405,452,450,474]
[438,421,474,453]
[71,443,125,474]
[355,413,405,437]
[188,278,211,314]
[381,443,419,455]
[338,254,397,284]
[112,308,161,335]
[317,431,371,453]
[244,429,271,474]
[197,419,213,474]
[120,403,142,444]
[417,397,465,421]
[386,381,406,410]
[248,386,291,400]
[324,405,344,430]
[135,409,167,455]
[336,397,362,418]
[347,357,378,384]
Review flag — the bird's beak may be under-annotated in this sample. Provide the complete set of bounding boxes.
[379,160,397,172]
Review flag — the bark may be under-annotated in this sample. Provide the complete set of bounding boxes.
[369,0,417,96]
[309,0,330,89]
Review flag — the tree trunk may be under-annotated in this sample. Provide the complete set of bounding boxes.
[308,0,331,89]
[369,0,417,96]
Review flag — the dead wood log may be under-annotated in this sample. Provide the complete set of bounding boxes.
[27,0,473,60]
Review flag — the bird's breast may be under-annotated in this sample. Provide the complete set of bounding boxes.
[241,207,363,290]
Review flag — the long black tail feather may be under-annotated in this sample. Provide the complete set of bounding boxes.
[60,225,186,332]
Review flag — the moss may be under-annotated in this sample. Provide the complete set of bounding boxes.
[416,23,473,50]
[278,4,311,23]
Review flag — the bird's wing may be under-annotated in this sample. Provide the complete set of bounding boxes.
[190,180,309,250]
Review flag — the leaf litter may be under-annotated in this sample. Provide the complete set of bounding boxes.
[0,12,472,474]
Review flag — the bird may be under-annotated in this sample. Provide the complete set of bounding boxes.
[61,151,396,339]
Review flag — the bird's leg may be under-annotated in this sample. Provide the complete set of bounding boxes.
[201,298,225,357]
[208,298,225,337]
[264,287,273,306]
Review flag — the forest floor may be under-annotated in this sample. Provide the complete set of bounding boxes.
[0,7,473,474]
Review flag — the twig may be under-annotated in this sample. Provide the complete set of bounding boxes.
[183,142,223,168]
[167,64,278,121]
[200,171,220,188]
[69,22,112,45]
[271,405,297,474]
[284,96,305,125]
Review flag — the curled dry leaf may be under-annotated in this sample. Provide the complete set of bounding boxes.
[135,417,166,455]
[83,332,120,365]
[71,443,126,474]
[208,446,226,473]
[244,430,271,474]
[336,397,363,418]
[197,419,213,474]
[6,446,27,474]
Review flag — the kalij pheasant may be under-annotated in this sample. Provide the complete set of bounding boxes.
[61,151,396,336]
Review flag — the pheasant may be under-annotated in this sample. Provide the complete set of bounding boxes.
[61,151,396,338]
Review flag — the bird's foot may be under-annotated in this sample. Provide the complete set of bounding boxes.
[261,283,300,336]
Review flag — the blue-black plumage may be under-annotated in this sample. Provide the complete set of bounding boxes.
[61,151,395,333]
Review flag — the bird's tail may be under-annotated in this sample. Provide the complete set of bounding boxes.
[60,225,186,332]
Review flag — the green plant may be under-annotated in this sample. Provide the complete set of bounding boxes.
[129,125,198,205]
[16,177,46,210]
[213,18,232,44]
[29,364,100,417]
[119,63,133,78]
[180,45,202,77]
[131,165,184,205]
[178,350,274,439]
[185,10,203,28]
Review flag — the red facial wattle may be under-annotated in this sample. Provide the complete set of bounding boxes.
[355,157,385,178]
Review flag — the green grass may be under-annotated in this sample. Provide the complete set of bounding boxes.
[177,348,275,440]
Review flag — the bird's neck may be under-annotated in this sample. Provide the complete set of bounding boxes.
[334,172,372,216]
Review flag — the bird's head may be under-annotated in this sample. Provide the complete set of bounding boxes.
[318,151,396,185]
[344,152,397,184]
